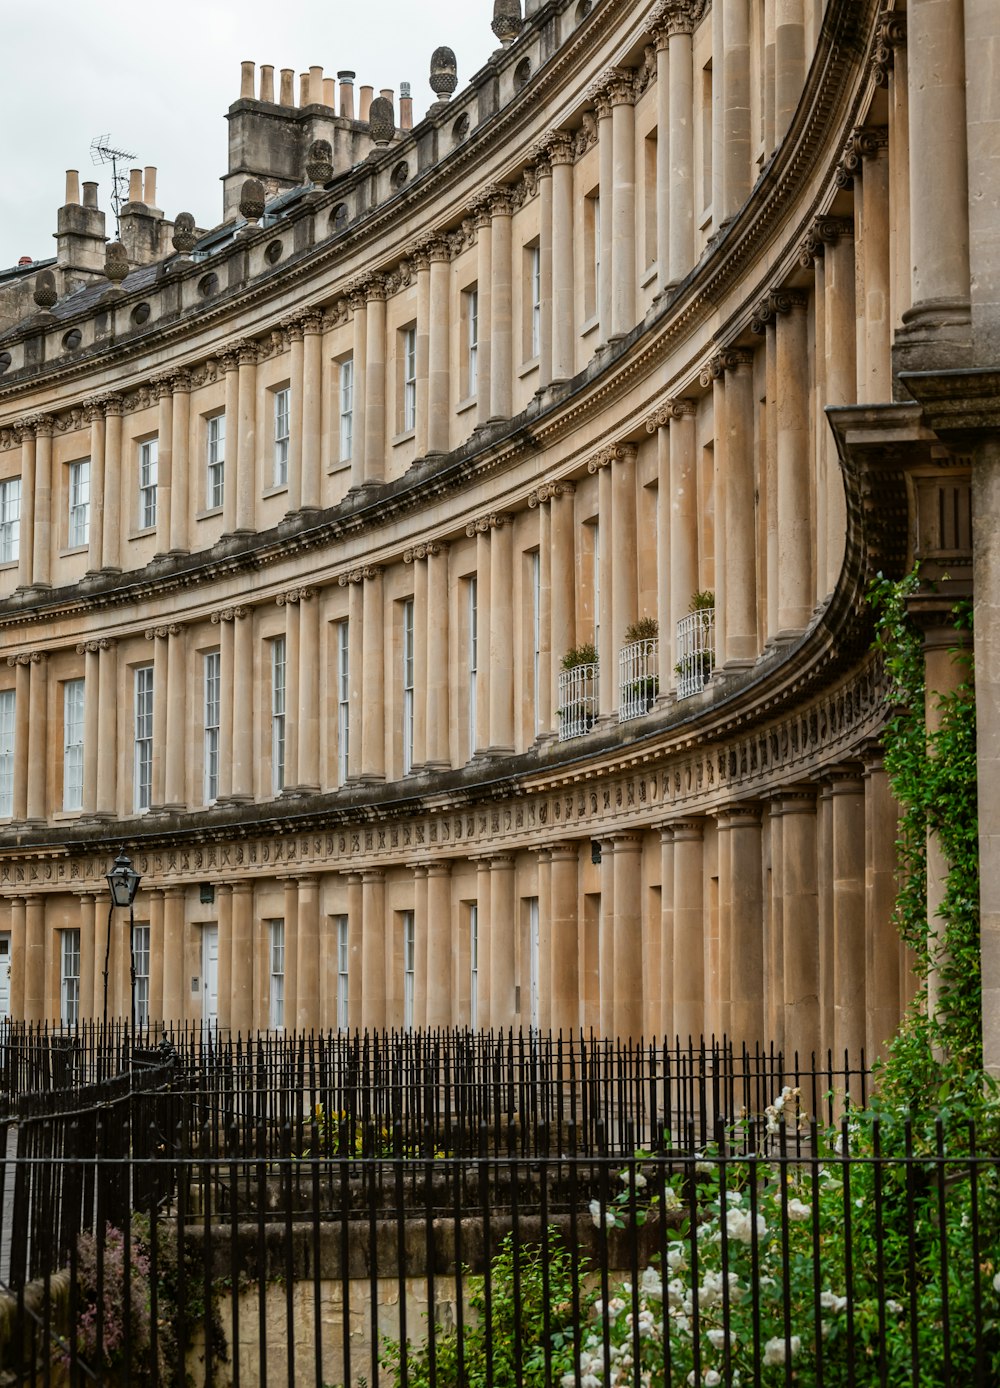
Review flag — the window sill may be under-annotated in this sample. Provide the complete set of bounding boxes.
[53,810,84,822]
[518,357,540,379]
[262,482,289,500]
[195,506,224,522]
[129,525,156,541]
[641,262,658,288]
[59,545,88,558]
[326,459,351,476]
[456,395,477,416]
[580,315,600,338]
[0,559,17,572]
[392,429,416,447]
[698,207,713,232]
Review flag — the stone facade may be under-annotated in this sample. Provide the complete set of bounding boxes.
[0,0,996,1068]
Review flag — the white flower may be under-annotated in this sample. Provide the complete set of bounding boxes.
[662,1184,682,1211]
[763,1336,801,1366]
[787,1197,811,1221]
[707,1327,734,1350]
[726,1207,767,1245]
[666,1244,687,1271]
[619,1166,648,1189]
[705,1374,721,1387]
[885,1299,902,1315]
[820,1290,848,1313]
[993,1272,1000,1294]
[726,1190,744,1206]
[589,1199,615,1229]
[640,1266,663,1299]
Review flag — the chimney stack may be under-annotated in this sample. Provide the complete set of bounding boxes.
[240,60,255,99]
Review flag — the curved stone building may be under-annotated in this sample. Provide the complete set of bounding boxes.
[0,0,997,1067]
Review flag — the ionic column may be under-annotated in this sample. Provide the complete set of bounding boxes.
[283,882,298,1027]
[276,587,318,792]
[587,456,614,717]
[345,872,363,1026]
[611,835,643,1041]
[284,320,304,512]
[425,862,452,1027]
[78,893,97,1023]
[144,627,169,810]
[608,69,636,338]
[535,496,552,735]
[427,242,451,453]
[667,13,695,282]
[658,827,675,1040]
[966,0,1000,362]
[594,83,614,343]
[863,751,902,1059]
[407,552,428,769]
[412,865,429,1029]
[471,212,493,428]
[708,365,728,668]
[535,151,553,387]
[295,875,319,1032]
[153,378,173,556]
[828,768,866,1064]
[281,596,301,793]
[474,860,492,1029]
[597,839,615,1036]
[672,820,704,1042]
[214,611,235,801]
[8,657,29,821]
[235,341,258,532]
[31,416,53,588]
[102,397,123,570]
[717,350,757,664]
[728,804,764,1049]
[549,135,576,381]
[489,856,516,1028]
[763,320,779,640]
[818,220,856,596]
[24,895,45,1022]
[232,608,253,800]
[413,249,431,456]
[163,625,187,810]
[722,0,751,220]
[772,291,812,633]
[857,130,892,401]
[816,783,834,1057]
[26,653,48,823]
[488,188,514,420]
[9,898,25,1020]
[162,887,185,1024]
[348,289,368,488]
[549,482,576,727]
[96,640,118,817]
[360,869,386,1029]
[364,281,387,484]
[77,641,100,816]
[487,516,514,752]
[713,810,731,1039]
[548,843,579,1036]
[300,311,323,510]
[361,568,385,779]
[650,21,671,291]
[901,0,970,363]
[15,423,35,590]
[168,372,191,554]
[775,788,818,1064]
[147,889,164,1025]
[774,0,804,141]
[221,350,240,534]
[610,445,639,708]
[663,404,697,687]
[879,15,911,331]
[472,527,492,755]
[85,401,105,573]
[425,543,450,767]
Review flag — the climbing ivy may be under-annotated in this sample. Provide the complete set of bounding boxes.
[867,570,985,1110]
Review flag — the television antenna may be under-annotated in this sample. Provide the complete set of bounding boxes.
[90,135,136,238]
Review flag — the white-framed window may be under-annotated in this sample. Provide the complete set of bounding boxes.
[531,550,541,735]
[336,620,350,783]
[529,244,541,359]
[466,288,479,396]
[63,678,85,812]
[402,910,415,1031]
[470,903,479,1030]
[269,919,285,1029]
[133,923,150,1028]
[203,650,220,804]
[468,578,478,759]
[133,665,154,812]
[206,413,225,510]
[335,914,349,1030]
[271,637,286,795]
[402,327,417,432]
[138,438,158,529]
[0,689,13,817]
[402,598,414,775]
[61,929,81,1025]
[68,459,90,548]
[339,358,354,462]
[585,192,600,321]
[0,477,20,564]
[273,387,290,487]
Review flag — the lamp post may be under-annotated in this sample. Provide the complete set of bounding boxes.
[104,847,142,1036]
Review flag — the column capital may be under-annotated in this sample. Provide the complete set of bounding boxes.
[150,374,175,401]
[235,338,262,366]
[210,605,251,624]
[822,762,867,792]
[83,399,105,425]
[283,315,306,343]
[102,393,125,418]
[361,868,386,884]
[750,288,809,335]
[275,585,317,605]
[338,564,384,586]
[299,308,325,335]
[402,540,449,562]
[587,441,638,472]
[669,817,705,841]
[425,860,452,879]
[548,841,581,862]
[537,130,576,167]
[717,801,764,826]
[169,368,193,394]
[528,479,575,507]
[483,183,516,218]
[466,512,513,536]
[588,68,635,114]
[75,640,101,655]
[144,623,183,641]
[798,215,855,266]
[649,0,703,42]
[488,854,516,870]
[871,10,906,87]
[645,398,696,431]
[769,785,819,814]
[217,347,241,374]
[835,125,889,186]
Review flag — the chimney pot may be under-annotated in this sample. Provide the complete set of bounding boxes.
[240,60,255,100]
[338,71,356,119]
[260,64,275,102]
[309,65,324,102]
[279,68,295,105]
[128,168,143,203]
[82,181,98,209]
[143,166,157,206]
[65,169,81,206]
[299,72,310,106]
[322,77,336,108]
[359,85,373,122]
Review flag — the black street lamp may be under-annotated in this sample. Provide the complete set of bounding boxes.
[103,848,142,1035]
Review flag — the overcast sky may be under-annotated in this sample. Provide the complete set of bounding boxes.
[0,1,498,269]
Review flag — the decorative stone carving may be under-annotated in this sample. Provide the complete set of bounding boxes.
[871,10,906,87]
[171,212,197,256]
[144,624,181,640]
[239,178,266,226]
[798,215,855,267]
[402,541,448,562]
[466,513,513,536]
[835,126,889,186]
[104,241,129,288]
[644,399,696,431]
[429,47,458,102]
[527,480,575,507]
[32,269,57,312]
[587,442,638,472]
[338,566,384,585]
[492,0,523,47]
[305,140,333,186]
[210,607,250,624]
[275,586,316,605]
[575,111,598,155]
[368,97,395,146]
[750,288,808,335]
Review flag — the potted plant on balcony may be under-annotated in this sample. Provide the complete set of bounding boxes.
[674,591,715,689]
[622,616,659,713]
[558,642,598,732]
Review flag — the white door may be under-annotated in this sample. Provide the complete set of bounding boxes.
[202,925,219,1032]
[528,898,540,1031]
[0,934,10,1020]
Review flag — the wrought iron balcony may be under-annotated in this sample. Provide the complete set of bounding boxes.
[675,608,715,698]
[618,638,659,722]
[557,662,599,741]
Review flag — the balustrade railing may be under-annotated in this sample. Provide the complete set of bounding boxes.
[618,638,659,721]
[557,661,599,740]
[675,607,715,698]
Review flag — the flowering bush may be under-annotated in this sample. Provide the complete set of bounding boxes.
[68,1222,153,1375]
